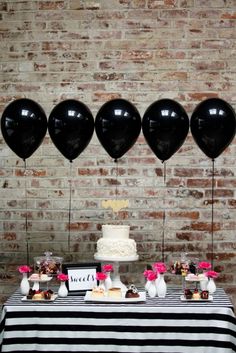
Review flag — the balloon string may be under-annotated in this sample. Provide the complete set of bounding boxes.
[163,160,166,184]
[115,159,119,222]
[114,159,118,200]
[162,161,166,263]
[24,160,30,266]
[211,159,215,268]
[68,161,72,253]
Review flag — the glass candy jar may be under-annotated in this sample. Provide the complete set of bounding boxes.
[34,252,63,276]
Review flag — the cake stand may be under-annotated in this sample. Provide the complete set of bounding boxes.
[28,275,52,291]
[94,254,139,292]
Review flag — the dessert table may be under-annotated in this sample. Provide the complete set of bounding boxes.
[0,287,235,353]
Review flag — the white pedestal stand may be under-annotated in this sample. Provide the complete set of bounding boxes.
[28,276,52,291]
[94,255,139,292]
[185,277,201,292]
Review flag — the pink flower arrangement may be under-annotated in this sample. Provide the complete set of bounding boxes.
[102,264,113,273]
[146,270,157,282]
[18,265,31,273]
[153,262,167,274]
[205,270,219,279]
[96,272,107,281]
[57,273,69,281]
[198,261,212,271]
[143,269,154,278]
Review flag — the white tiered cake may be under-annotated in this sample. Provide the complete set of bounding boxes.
[94,225,138,261]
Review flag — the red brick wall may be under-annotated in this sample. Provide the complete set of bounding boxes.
[0,0,236,306]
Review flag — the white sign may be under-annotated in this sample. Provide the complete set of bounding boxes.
[68,267,97,291]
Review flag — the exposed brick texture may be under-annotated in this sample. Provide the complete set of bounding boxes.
[0,0,236,307]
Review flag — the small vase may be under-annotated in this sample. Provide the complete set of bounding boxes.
[207,277,216,294]
[99,280,106,291]
[147,281,157,298]
[104,273,113,290]
[58,281,68,297]
[156,274,167,298]
[145,280,151,292]
[20,273,30,295]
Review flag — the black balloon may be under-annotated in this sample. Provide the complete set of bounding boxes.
[142,99,189,162]
[1,98,47,160]
[48,99,94,162]
[191,98,236,159]
[95,99,141,160]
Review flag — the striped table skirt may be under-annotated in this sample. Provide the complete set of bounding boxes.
[1,287,236,353]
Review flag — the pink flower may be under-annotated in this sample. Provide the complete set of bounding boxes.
[198,261,212,270]
[153,262,167,274]
[57,273,69,281]
[96,272,107,281]
[18,265,31,273]
[143,269,153,278]
[146,270,157,281]
[205,270,219,278]
[102,264,113,273]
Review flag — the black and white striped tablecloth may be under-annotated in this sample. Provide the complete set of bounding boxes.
[1,287,236,353]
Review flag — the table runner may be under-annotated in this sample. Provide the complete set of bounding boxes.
[1,287,236,353]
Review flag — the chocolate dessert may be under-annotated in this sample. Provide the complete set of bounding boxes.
[201,290,209,299]
[26,289,54,300]
[125,284,140,298]
[184,289,192,299]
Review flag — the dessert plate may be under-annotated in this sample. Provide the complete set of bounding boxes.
[84,291,146,303]
[185,276,205,282]
[21,294,57,302]
[180,295,213,302]
[28,275,53,283]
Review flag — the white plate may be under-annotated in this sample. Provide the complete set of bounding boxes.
[28,275,53,283]
[180,295,213,302]
[185,276,207,282]
[185,277,201,282]
[84,291,146,303]
[21,294,57,302]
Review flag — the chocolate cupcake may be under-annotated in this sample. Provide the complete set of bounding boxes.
[201,290,209,299]
[125,285,140,298]
[184,289,192,299]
